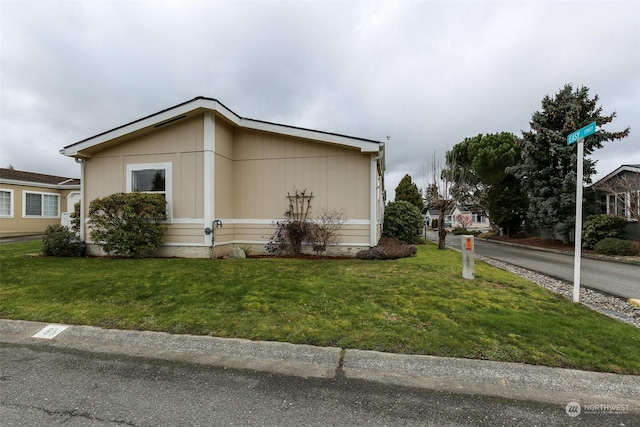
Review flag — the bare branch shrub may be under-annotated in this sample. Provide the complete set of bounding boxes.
[308,208,345,254]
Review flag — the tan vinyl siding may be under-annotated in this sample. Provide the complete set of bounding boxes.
[77,111,380,256]
[214,119,235,219]
[232,129,371,220]
[0,184,75,238]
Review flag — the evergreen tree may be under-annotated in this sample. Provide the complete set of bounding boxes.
[447,132,527,235]
[509,84,629,243]
[394,174,425,212]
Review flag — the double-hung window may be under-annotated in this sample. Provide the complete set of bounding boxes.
[0,189,13,217]
[23,191,60,217]
[126,162,172,217]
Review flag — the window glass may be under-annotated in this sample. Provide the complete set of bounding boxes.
[0,191,11,216]
[25,193,42,216]
[24,192,59,217]
[132,169,165,192]
[43,194,59,216]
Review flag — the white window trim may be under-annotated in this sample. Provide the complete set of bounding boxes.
[0,188,14,218]
[22,190,60,218]
[126,162,173,219]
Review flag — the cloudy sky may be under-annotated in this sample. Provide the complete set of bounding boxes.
[1,0,638,195]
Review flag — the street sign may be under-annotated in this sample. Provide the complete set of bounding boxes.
[567,121,597,303]
[567,122,596,145]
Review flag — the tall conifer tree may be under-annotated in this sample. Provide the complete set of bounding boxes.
[509,84,629,243]
[395,174,425,212]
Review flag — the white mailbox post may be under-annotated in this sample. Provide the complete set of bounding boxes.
[462,235,475,280]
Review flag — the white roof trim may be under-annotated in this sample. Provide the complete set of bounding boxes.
[61,97,382,157]
[590,164,640,188]
[0,178,80,190]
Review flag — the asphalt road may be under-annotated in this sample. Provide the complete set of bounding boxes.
[428,233,640,300]
[3,343,633,427]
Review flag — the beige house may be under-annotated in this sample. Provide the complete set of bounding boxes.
[0,168,80,238]
[61,97,386,258]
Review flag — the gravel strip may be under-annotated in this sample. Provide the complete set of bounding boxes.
[477,255,640,329]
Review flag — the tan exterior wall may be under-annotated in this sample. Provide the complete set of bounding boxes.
[231,128,371,220]
[0,184,76,238]
[78,112,380,257]
[82,116,206,245]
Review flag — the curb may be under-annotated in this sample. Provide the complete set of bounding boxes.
[2,319,639,412]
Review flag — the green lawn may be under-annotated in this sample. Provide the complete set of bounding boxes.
[2,240,640,374]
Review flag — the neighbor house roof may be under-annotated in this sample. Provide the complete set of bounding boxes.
[0,168,80,189]
[60,97,385,167]
[589,164,640,189]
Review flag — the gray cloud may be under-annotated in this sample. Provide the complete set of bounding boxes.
[1,0,638,194]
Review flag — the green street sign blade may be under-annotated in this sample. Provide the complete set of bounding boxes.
[567,122,596,145]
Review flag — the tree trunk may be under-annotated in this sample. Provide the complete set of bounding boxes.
[438,209,447,249]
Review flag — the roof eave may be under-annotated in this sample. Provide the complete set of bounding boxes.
[61,97,383,157]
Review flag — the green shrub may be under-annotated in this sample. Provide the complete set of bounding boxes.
[88,192,167,258]
[593,238,639,256]
[383,200,424,244]
[451,228,482,236]
[42,225,85,257]
[582,214,628,249]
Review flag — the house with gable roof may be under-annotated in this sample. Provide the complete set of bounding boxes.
[0,168,80,238]
[60,96,386,258]
[587,164,640,239]
[588,164,640,221]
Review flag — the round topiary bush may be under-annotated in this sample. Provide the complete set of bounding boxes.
[383,200,424,244]
[593,238,639,256]
[88,192,167,258]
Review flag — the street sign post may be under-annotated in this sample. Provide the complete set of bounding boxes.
[567,122,596,303]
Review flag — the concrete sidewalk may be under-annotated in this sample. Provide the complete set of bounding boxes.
[2,319,638,413]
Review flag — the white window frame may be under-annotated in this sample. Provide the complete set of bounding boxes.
[126,162,172,219]
[0,188,14,218]
[22,190,60,218]
[606,193,628,218]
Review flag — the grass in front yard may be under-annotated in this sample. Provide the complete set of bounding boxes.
[1,240,640,374]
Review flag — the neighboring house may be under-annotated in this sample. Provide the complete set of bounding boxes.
[424,205,489,231]
[448,205,490,231]
[588,164,640,222]
[424,208,453,228]
[60,96,386,258]
[0,168,80,238]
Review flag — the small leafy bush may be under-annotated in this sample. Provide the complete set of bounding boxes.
[451,228,482,236]
[582,214,628,249]
[356,237,417,260]
[594,238,639,256]
[88,192,167,258]
[383,200,424,244]
[42,225,85,257]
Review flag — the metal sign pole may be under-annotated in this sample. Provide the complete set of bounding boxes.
[567,122,596,303]
[572,139,584,303]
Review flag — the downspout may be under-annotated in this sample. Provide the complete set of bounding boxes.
[74,157,85,241]
[369,143,385,247]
